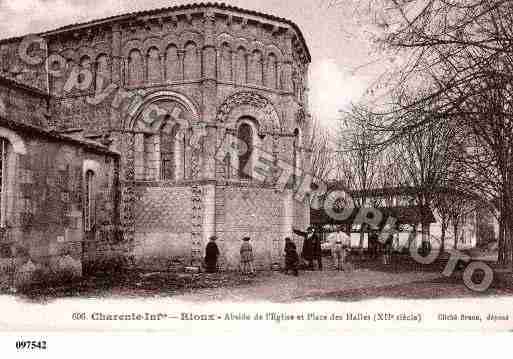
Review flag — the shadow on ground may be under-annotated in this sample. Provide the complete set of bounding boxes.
[6,254,512,303]
[299,272,513,302]
[12,271,273,303]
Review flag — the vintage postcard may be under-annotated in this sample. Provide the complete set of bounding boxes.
[0,0,512,348]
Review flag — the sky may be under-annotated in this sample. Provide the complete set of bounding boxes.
[0,0,383,128]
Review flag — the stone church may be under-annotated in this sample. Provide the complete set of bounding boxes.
[0,3,312,285]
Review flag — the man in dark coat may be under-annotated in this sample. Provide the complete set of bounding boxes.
[284,237,299,276]
[369,231,379,260]
[312,229,323,271]
[204,236,220,273]
[293,226,322,270]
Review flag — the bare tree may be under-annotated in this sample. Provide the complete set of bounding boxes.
[394,119,457,245]
[307,119,336,181]
[335,106,394,246]
[346,0,513,267]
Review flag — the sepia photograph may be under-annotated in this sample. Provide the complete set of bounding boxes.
[0,0,512,349]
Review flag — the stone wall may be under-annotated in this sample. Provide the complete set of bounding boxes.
[131,184,192,270]
[0,78,51,128]
[0,38,47,92]
[0,127,119,288]
[216,185,285,269]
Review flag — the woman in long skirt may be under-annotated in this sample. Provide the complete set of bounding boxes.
[204,236,220,273]
[240,237,254,275]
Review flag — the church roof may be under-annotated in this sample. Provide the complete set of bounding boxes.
[1,2,311,62]
[0,115,119,157]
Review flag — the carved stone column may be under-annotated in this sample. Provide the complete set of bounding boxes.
[178,50,185,81]
[111,24,122,85]
[134,133,144,180]
[160,54,165,83]
[281,30,295,94]
[191,185,203,267]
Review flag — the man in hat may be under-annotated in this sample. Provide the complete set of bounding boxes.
[333,238,345,271]
[204,236,220,273]
[240,236,254,275]
[293,226,322,270]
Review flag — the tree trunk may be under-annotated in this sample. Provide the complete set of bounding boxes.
[421,222,429,244]
[498,215,505,264]
[440,221,447,253]
[504,213,513,269]
[453,223,459,250]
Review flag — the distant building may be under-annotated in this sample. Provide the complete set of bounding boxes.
[312,184,497,250]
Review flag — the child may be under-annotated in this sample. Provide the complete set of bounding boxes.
[240,237,254,275]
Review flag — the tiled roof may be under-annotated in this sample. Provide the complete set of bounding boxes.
[1,2,311,61]
[0,115,119,157]
[0,75,49,98]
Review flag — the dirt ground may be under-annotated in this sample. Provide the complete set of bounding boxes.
[14,257,513,303]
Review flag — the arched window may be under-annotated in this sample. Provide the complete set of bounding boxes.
[165,44,180,81]
[84,170,95,231]
[50,57,65,95]
[61,58,75,95]
[147,47,161,84]
[184,41,199,80]
[219,42,232,82]
[237,122,253,179]
[235,46,247,84]
[160,124,178,180]
[128,49,143,86]
[267,53,278,89]
[95,54,110,92]
[0,138,9,227]
[79,55,92,92]
[248,50,263,85]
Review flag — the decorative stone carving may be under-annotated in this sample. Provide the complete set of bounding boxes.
[190,185,203,267]
[216,91,281,134]
[216,91,267,122]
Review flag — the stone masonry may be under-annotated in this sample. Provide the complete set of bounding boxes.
[0,3,313,280]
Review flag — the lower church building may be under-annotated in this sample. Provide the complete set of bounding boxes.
[0,3,313,286]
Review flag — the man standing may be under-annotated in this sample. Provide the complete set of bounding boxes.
[312,227,323,271]
[204,236,220,273]
[293,226,322,270]
[284,237,299,276]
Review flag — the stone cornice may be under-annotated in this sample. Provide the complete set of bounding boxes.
[0,3,310,63]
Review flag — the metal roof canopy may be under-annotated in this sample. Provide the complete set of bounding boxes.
[310,206,436,228]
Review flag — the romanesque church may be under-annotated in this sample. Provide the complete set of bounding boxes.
[0,3,312,285]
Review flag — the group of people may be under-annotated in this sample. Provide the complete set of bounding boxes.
[204,236,255,275]
[203,226,349,276]
[289,226,349,273]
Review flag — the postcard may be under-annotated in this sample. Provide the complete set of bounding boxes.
[0,0,511,349]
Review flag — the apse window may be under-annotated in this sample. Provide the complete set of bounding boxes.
[237,122,253,179]
[160,124,177,180]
